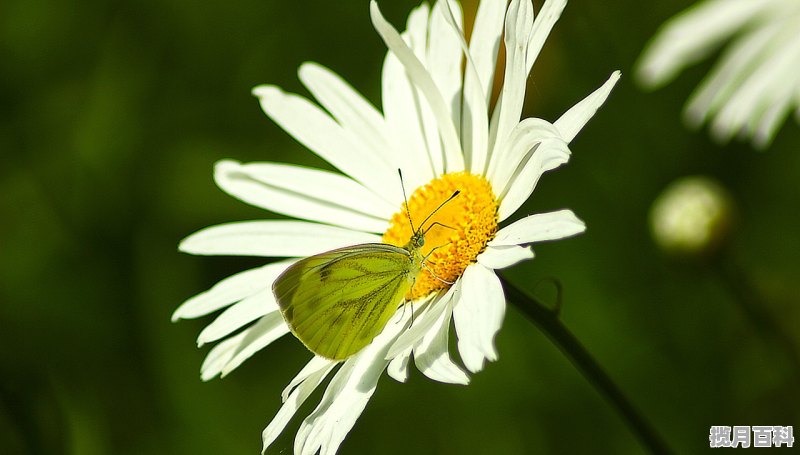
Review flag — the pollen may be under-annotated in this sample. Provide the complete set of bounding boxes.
[382,172,499,300]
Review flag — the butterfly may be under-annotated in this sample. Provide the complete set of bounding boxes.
[272,183,460,361]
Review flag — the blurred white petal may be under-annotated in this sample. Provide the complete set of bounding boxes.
[636,0,770,88]
[710,31,800,146]
[684,22,781,127]
[637,0,800,147]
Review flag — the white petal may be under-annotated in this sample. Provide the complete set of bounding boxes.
[477,244,534,269]
[488,0,534,175]
[197,288,276,346]
[428,0,463,137]
[172,260,292,321]
[487,89,503,156]
[252,85,396,198]
[490,209,585,246]
[294,307,411,455]
[281,356,338,402]
[490,117,567,199]
[200,311,289,381]
[220,312,290,378]
[386,288,455,359]
[526,0,566,73]
[370,1,465,173]
[413,299,470,385]
[262,359,337,453]
[497,126,571,221]
[214,159,392,233]
[381,5,436,191]
[554,71,621,143]
[200,331,245,381]
[449,280,483,372]
[467,0,508,108]
[406,3,446,178]
[298,63,399,179]
[453,264,505,373]
[636,0,768,88]
[179,220,381,257]
[441,0,490,176]
[386,346,412,383]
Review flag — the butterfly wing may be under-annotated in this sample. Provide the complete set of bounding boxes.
[273,243,417,360]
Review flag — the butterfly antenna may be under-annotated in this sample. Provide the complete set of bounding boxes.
[418,190,460,232]
[423,221,456,236]
[398,169,417,234]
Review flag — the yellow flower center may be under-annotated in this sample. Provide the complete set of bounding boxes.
[382,172,499,300]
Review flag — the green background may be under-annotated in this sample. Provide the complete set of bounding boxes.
[2,0,798,453]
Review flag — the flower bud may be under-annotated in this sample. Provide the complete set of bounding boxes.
[649,176,734,256]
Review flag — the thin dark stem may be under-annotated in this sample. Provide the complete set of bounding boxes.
[500,275,672,455]
[714,252,800,380]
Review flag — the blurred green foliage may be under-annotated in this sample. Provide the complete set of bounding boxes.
[2,0,799,454]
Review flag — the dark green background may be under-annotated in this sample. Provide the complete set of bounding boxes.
[2,0,798,453]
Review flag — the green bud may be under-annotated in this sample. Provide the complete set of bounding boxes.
[649,176,734,257]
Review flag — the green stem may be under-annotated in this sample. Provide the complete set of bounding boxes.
[499,275,672,455]
[714,253,800,380]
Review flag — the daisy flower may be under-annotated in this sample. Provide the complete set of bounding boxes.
[174,0,619,453]
[636,0,800,149]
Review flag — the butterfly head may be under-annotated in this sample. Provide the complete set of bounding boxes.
[397,169,459,256]
[410,231,425,248]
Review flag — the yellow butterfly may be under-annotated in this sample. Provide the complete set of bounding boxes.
[273,185,459,361]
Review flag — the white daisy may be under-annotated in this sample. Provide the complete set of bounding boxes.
[174,0,619,453]
[636,0,800,149]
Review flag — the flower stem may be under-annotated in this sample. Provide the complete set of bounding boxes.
[713,252,800,381]
[499,275,672,455]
